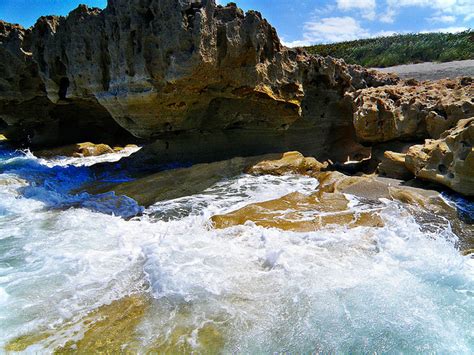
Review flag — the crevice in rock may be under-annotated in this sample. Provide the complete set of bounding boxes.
[58,77,70,100]
[144,8,154,26]
[100,35,111,91]
[182,1,202,30]
[216,27,228,65]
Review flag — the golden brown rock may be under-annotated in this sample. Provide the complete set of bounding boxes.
[35,142,115,158]
[211,190,384,232]
[245,151,327,176]
[352,78,474,143]
[5,295,149,353]
[405,118,474,196]
[5,294,225,354]
[0,2,397,159]
[462,249,474,256]
[377,151,414,180]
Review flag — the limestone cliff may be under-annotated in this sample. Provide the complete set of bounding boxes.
[0,0,397,157]
[352,78,474,143]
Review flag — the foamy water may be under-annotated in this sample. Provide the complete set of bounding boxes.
[0,146,473,353]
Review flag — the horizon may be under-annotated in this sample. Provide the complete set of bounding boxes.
[0,0,473,46]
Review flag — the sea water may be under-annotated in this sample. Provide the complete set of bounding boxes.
[0,145,473,353]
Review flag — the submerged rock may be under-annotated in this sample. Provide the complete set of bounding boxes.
[5,294,149,352]
[405,118,474,196]
[352,78,474,143]
[5,294,225,353]
[86,154,279,207]
[245,151,328,177]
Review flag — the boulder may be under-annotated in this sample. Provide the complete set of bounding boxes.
[352,78,474,143]
[245,151,327,176]
[377,151,414,180]
[405,118,474,196]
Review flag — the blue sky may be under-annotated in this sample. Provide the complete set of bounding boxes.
[1,0,473,45]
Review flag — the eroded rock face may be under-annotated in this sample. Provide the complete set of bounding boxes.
[352,78,474,144]
[405,118,474,196]
[0,22,136,147]
[1,0,397,158]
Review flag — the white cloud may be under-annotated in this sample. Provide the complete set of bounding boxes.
[379,8,396,23]
[384,0,474,24]
[420,26,469,33]
[373,30,401,37]
[281,38,314,47]
[429,15,457,23]
[336,0,376,20]
[301,16,370,44]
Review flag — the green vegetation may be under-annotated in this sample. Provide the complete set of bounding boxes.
[304,30,474,68]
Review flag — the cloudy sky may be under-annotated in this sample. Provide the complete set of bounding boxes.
[1,0,473,45]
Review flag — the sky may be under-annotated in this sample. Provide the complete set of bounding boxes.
[1,0,473,45]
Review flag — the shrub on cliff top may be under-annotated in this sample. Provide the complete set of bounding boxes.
[304,30,474,68]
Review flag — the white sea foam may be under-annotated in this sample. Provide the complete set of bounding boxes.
[0,148,473,353]
[34,145,141,168]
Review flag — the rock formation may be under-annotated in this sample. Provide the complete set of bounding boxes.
[352,78,474,143]
[245,151,327,176]
[1,0,396,160]
[34,142,114,157]
[211,190,385,232]
[377,151,413,180]
[85,154,280,207]
[405,118,474,196]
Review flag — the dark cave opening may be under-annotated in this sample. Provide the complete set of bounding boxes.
[58,77,70,100]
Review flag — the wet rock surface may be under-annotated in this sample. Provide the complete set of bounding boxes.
[211,189,385,232]
[86,154,280,207]
[34,142,115,158]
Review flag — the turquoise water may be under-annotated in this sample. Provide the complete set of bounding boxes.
[0,145,473,353]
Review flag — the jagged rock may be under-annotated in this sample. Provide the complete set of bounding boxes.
[245,151,327,176]
[405,118,474,196]
[1,0,397,161]
[352,78,474,143]
[34,142,115,158]
[0,21,135,147]
[377,151,413,180]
